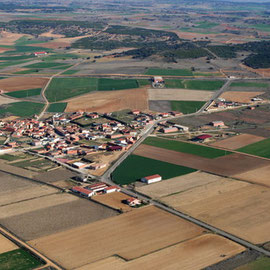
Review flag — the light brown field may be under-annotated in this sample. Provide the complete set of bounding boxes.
[0,193,76,219]
[92,192,133,212]
[28,206,205,269]
[136,172,228,199]
[234,164,270,187]
[0,77,49,92]
[211,133,266,150]
[65,88,148,113]
[134,144,270,177]
[30,41,70,49]
[0,95,18,105]
[162,180,270,244]
[0,234,18,254]
[148,88,213,101]
[0,185,57,207]
[79,234,245,270]
[0,31,28,45]
[240,64,270,77]
[40,31,65,38]
[219,91,264,103]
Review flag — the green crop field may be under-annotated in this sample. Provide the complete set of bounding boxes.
[165,79,185,88]
[13,69,40,75]
[0,55,34,61]
[237,138,270,158]
[0,102,44,117]
[0,154,24,161]
[47,102,67,112]
[5,88,41,98]
[98,78,139,91]
[62,69,79,75]
[112,154,196,185]
[236,256,270,270]
[24,62,67,69]
[194,21,219,29]
[230,82,269,88]
[250,24,270,32]
[184,80,224,90]
[171,101,205,114]
[137,79,151,87]
[145,68,193,76]
[0,248,44,270]
[144,137,231,159]
[45,77,98,102]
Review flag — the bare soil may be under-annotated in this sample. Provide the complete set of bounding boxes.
[0,31,28,45]
[28,206,205,269]
[0,234,18,254]
[219,91,265,103]
[0,95,18,105]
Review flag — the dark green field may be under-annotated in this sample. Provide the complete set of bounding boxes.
[236,256,270,270]
[237,138,270,159]
[171,101,205,114]
[0,248,44,270]
[145,68,193,76]
[62,69,79,75]
[230,82,269,88]
[165,79,224,90]
[24,62,67,69]
[112,154,196,185]
[98,78,139,91]
[47,102,67,112]
[45,78,98,102]
[5,88,41,98]
[143,137,231,159]
[0,102,44,117]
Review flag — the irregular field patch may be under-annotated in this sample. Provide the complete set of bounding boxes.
[5,88,41,98]
[237,138,270,158]
[211,134,266,150]
[219,91,264,103]
[112,154,196,185]
[143,137,230,158]
[0,102,44,117]
[28,206,205,269]
[0,77,48,92]
[148,88,213,101]
[83,234,245,270]
[47,102,67,112]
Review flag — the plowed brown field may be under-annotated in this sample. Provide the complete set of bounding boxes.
[28,206,205,269]
[219,91,264,103]
[134,144,270,177]
[0,77,49,92]
[65,88,148,113]
[211,134,265,150]
[77,234,245,270]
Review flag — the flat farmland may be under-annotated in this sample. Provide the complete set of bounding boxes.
[219,91,265,103]
[0,96,19,105]
[148,88,213,101]
[211,134,266,150]
[171,100,206,114]
[134,144,270,177]
[238,138,270,158]
[145,68,193,76]
[91,192,133,212]
[161,180,270,244]
[112,154,196,185]
[28,206,205,269]
[0,194,117,240]
[136,171,227,199]
[0,234,18,254]
[82,234,245,270]
[0,77,48,92]
[97,78,139,91]
[65,88,148,113]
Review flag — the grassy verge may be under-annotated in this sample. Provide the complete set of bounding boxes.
[143,137,231,158]
[237,138,270,158]
[112,154,196,185]
[170,101,205,114]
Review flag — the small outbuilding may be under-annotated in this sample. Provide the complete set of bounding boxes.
[141,174,162,184]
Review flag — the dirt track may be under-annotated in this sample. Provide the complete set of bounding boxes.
[134,144,270,177]
[28,206,205,269]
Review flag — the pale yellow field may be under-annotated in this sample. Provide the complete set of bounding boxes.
[0,234,18,254]
[161,180,270,244]
[136,171,225,199]
[29,206,205,269]
[77,234,245,270]
[148,88,214,101]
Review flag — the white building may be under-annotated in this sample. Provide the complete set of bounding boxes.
[141,174,162,184]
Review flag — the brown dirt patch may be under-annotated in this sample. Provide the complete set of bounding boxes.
[28,206,205,269]
[134,144,270,177]
[0,31,28,45]
[136,172,229,199]
[219,91,265,103]
[65,88,148,113]
[0,95,18,105]
[92,192,133,212]
[161,180,270,244]
[240,64,270,77]
[210,133,266,150]
[0,234,18,254]
[0,47,12,53]
[40,31,65,38]
[148,88,214,101]
[0,77,49,92]
[80,234,245,270]
[29,41,70,49]
[234,164,270,187]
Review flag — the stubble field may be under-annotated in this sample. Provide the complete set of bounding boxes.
[0,234,18,254]
[219,91,265,103]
